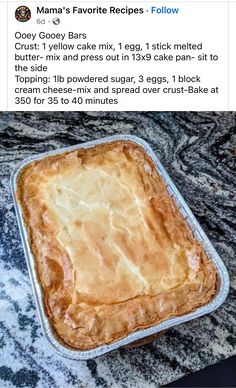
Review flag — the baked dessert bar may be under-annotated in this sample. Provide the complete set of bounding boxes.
[17,141,217,350]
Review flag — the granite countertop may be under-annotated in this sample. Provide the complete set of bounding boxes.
[0,111,235,388]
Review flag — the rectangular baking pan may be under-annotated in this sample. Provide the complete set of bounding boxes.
[11,135,229,360]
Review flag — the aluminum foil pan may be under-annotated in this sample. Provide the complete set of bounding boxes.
[11,135,230,360]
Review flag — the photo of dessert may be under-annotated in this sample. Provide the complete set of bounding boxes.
[0,111,235,387]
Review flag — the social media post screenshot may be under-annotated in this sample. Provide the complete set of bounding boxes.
[0,1,235,110]
[0,0,236,386]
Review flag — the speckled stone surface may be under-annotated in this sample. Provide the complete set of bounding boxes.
[0,111,235,388]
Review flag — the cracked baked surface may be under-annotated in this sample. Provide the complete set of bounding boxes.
[16,141,217,350]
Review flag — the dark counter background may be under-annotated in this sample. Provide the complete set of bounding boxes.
[0,111,235,387]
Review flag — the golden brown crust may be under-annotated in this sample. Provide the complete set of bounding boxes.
[16,141,217,350]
